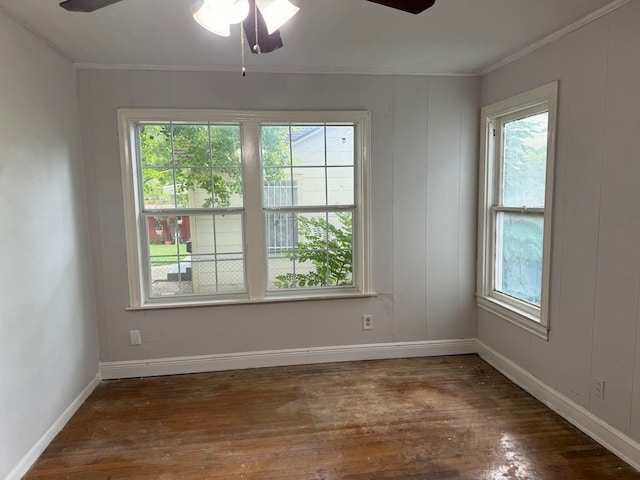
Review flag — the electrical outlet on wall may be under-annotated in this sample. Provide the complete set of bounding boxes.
[594,377,605,399]
[362,315,373,330]
[130,330,142,346]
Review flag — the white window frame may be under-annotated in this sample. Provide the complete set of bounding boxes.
[477,81,558,339]
[118,109,372,309]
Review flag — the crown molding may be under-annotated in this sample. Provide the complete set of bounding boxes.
[481,0,632,76]
[73,62,481,77]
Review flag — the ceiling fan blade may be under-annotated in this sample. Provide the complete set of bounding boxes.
[242,0,283,55]
[60,0,124,12]
[366,0,435,14]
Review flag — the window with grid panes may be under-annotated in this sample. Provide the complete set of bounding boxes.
[118,109,371,308]
[477,82,558,339]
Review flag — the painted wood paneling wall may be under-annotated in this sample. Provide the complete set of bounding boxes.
[76,70,479,363]
[0,11,99,480]
[479,0,640,442]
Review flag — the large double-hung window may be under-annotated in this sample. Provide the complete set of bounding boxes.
[118,110,371,308]
[477,82,558,338]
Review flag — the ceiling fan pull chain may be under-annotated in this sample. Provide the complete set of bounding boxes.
[253,0,261,54]
[241,24,247,76]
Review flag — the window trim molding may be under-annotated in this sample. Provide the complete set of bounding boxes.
[476,81,558,340]
[117,108,372,309]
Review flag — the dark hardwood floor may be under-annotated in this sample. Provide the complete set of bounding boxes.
[25,355,640,479]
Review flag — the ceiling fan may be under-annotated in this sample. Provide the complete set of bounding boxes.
[59,0,436,54]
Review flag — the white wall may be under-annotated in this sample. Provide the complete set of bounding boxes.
[0,11,99,480]
[76,70,479,364]
[479,0,640,442]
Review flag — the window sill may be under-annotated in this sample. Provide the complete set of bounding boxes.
[126,291,378,311]
[477,295,549,340]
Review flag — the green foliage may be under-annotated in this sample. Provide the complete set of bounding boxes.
[261,126,291,168]
[139,123,291,208]
[275,213,353,288]
[148,243,189,266]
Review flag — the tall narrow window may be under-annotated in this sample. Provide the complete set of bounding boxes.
[477,82,558,338]
[118,110,371,308]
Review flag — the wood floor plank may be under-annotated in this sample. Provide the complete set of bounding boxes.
[24,355,640,479]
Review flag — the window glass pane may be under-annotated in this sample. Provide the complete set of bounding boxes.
[494,212,543,306]
[153,214,245,296]
[193,214,245,294]
[210,125,241,167]
[176,167,243,209]
[263,180,297,209]
[140,124,172,167]
[262,126,291,168]
[175,167,210,208]
[263,169,293,207]
[291,125,325,167]
[264,178,298,253]
[190,253,246,294]
[265,212,297,253]
[172,125,211,167]
[189,255,217,294]
[293,167,327,206]
[502,112,548,208]
[215,253,246,293]
[268,211,353,290]
[327,166,354,205]
[213,167,243,208]
[326,211,353,287]
[142,167,176,209]
[148,215,191,298]
[149,256,193,297]
[214,214,244,253]
[326,126,354,166]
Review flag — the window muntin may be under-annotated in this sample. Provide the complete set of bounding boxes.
[477,82,557,338]
[119,110,370,308]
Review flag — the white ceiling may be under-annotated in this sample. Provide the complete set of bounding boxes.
[0,0,623,75]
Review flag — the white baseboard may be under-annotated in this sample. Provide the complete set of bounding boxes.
[100,339,477,380]
[477,340,640,471]
[6,372,101,480]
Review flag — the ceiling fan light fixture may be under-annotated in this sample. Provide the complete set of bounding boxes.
[255,0,299,35]
[193,5,230,36]
[193,0,250,37]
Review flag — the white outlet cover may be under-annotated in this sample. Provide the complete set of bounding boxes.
[130,330,142,345]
